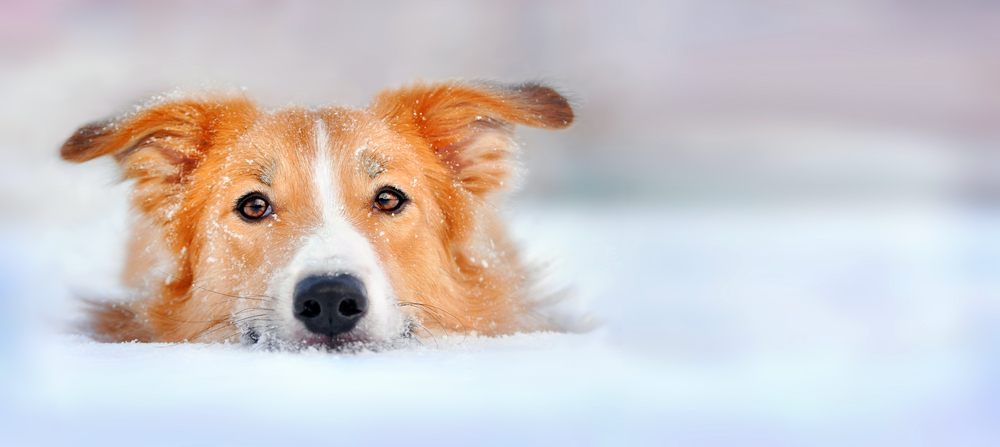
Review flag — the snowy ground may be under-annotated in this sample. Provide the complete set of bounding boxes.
[1,186,998,445]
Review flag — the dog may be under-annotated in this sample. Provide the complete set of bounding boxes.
[60,80,574,348]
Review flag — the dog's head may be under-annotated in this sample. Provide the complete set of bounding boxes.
[62,82,573,348]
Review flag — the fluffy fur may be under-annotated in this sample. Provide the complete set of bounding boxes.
[61,81,574,347]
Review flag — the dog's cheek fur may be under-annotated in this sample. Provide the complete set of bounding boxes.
[67,98,259,342]
[84,300,154,343]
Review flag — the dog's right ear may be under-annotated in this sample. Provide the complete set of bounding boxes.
[61,96,257,183]
[61,97,257,223]
[60,96,257,218]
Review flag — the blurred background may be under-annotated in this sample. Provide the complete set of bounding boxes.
[0,1,998,445]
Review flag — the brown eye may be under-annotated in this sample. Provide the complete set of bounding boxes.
[236,193,273,221]
[373,187,407,214]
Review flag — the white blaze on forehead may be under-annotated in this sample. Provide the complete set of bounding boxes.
[312,119,340,224]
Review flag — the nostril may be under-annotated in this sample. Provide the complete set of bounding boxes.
[338,298,362,317]
[299,299,321,318]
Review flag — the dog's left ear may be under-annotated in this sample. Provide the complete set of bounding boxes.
[371,81,574,196]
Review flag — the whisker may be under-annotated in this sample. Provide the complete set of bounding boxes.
[407,321,438,348]
[398,301,467,330]
[154,304,274,325]
[196,316,273,341]
[155,314,229,325]
[398,302,449,329]
[193,285,277,302]
[408,301,465,327]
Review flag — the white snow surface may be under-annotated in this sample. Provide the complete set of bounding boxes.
[1,192,999,445]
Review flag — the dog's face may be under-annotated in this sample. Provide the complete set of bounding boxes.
[191,109,449,346]
[61,82,572,347]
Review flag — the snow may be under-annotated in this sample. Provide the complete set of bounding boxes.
[1,197,998,445]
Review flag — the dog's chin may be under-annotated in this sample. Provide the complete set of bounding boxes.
[297,332,370,350]
[242,327,412,352]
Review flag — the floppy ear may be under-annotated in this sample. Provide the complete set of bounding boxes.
[370,81,573,196]
[60,96,257,218]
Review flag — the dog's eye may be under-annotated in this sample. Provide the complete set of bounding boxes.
[373,187,407,214]
[236,193,273,221]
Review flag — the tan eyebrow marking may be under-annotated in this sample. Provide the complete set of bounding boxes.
[356,147,386,179]
[249,159,275,186]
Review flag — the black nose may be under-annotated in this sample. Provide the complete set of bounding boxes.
[293,274,368,337]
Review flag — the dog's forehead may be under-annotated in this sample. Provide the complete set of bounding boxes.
[227,107,404,167]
